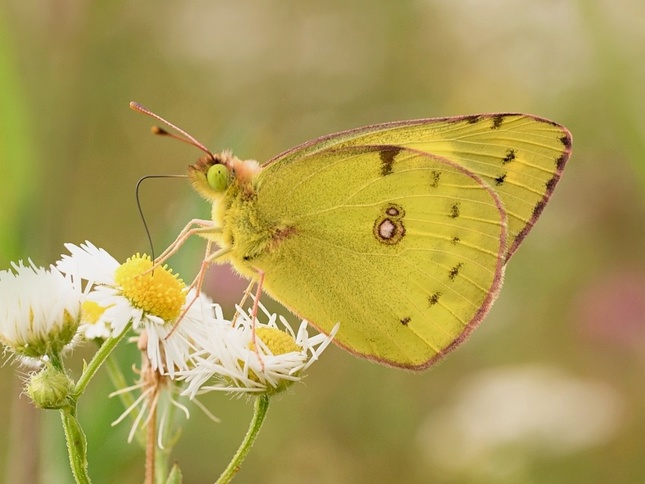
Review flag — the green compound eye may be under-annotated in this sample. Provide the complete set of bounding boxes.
[206,164,230,192]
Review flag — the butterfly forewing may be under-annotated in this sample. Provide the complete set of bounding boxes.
[265,114,571,261]
[250,146,507,368]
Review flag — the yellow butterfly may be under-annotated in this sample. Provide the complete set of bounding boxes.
[132,103,572,370]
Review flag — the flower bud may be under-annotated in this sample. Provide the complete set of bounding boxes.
[26,367,74,409]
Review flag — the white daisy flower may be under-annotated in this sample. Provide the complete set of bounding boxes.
[0,260,82,364]
[56,241,121,340]
[145,289,220,378]
[78,300,112,340]
[56,241,120,284]
[56,241,213,376]
[57,241,185,336]
[179,301,339,397]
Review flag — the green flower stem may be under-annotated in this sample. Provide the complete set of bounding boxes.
[60,403,91,484]
[49,352,65,372]
[73,323,131,398]
[216,395,270,484]
[57,324,132,483]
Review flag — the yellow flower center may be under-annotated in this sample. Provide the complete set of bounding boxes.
[244,327,302,394]
[81,300,107,324]
[114,254,185,321]
[251,327,300,355]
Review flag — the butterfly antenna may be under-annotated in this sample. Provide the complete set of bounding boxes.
[129,101,214,159]
[136,174,188,264]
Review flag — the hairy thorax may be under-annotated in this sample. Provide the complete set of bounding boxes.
[213,178,293,277]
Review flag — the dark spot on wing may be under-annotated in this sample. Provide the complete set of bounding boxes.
[448,263,463,281]
[374,203,406,245]
[545,176,557,191]
[491,115,504,129]
[375,219,403,244]
[386,206,400,216]
[465,115,481,124]
[400,317,411,326]
[430,170,441,188]
[451,236,460,245]
[379,147,402,176]
[560,135,571,149]
[515,225,530,242]
[502,149,516,164]
[428,291,442,306]
[449,202,461,218]
[494,173,506,186]
[513,225,531,252]
[556,153,567,170]
[532,200,546,218]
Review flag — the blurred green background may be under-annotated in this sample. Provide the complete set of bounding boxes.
[1,1,645,483]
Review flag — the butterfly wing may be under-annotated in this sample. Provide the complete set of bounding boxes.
[247,145,507,369]
[265,114,572,261]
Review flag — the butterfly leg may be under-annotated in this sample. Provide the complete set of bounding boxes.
[243,268,266,370]
[232,279,256,328]
[186,240,214,294]
[141,220,221,282]
[198,247,264,348]
[163,244,232,340]
[165,240,215,340]
[226,268,267,368]
[250,269,265,338]
[154,218,219,266]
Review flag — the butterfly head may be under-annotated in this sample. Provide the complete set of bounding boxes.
[129,101,260,197]
[188,150,261,201]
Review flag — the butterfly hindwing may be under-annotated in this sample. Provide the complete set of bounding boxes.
[247,145,507,368]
